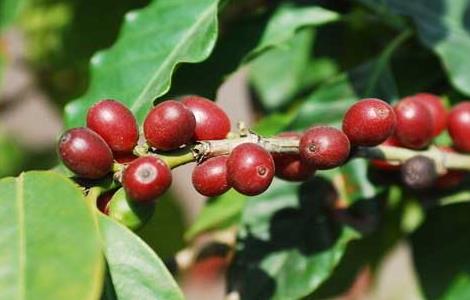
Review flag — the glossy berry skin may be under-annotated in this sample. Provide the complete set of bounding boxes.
[411,93,447,137]
[227,143,275,196]
[192,156,230,197]
[122,156,172,202]
[299,126,350,170]
[181,95,231,140]
[144,100,196,151]
[87,99,139,153]
[394,98,433,149]
[342,98,396,146]
[448,102,470,152]
[58,127,113,179]
[371,136,401,171]
[273,132,315,181]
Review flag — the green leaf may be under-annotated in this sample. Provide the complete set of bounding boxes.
[249,29,316,110]
[245,4,340,62]
[0,0,25,31]
[0,171,103,300]
[411,203,470,300]
[99,215,184,300]
[228,178,359,300]
[185,189,246,241]
[138,193,186,258]
[378,0,470,96]
[65,0,220,127]
[0,133,23,178]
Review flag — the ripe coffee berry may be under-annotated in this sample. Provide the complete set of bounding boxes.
[342,98,396,146]
[122,156,172,202]
[273,132,315,181]
[86,99,139,153]
[227,143,274,196]
[448,102,470,152]
[181,95,230,140]
[97,190,115,215]
[192,156,230,197]
[401,155,437,190]
[58,127,113,179]
[144,100,196,151]
[394,98,433,149]
[411,93,447,137]
[299,126,350,170]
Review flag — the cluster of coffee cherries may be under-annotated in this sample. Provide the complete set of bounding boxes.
[58,93,470,222]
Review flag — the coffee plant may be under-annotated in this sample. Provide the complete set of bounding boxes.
[2,0,470,299]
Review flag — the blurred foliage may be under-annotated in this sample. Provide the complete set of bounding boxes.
[19,0,149,104]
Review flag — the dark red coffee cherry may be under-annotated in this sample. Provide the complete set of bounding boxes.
[144,100,196,151]
[401,155,437,190]
[299,126,350,170]
[371,136,401,171]
[394,98,433,149]
[58,127,113,179]
[114,152,138,164]
[86,99,139,153]
[342,98,396,146]
[181,95,230,140]
[227,143,275,196]
[122,156,172,202]
[435,147,465,189]
[192,155,230,197]
[411,93,447,137]
[97,190,115,215]
[448,102,470,152]
[273,132,315,181]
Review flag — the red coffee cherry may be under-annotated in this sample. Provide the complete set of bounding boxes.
[58,127,113,179]
[371,136,401,171]
[122,156,172,202]
[448,102,470,152]
[299,126,350,170]
[97,190,116,215]
[144,100,196,151]
[411,93,447,137]
[342,98,396,146]
[192,155,230,197]
[114,152,138,164]
[181,95,231,140]
[394,98,433,149]
[227,143,275,196]
[86,99,139,153]
[273,132,315,181]
[435,147,464,189]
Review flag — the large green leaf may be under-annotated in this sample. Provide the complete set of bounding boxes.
[0,133,24,178]
[228,178,359,300]
[372,0,470,96]
[249,29,316,110]
[245,4,340,61]
[65,0,219,127]
[0,171,103,300]
[411,203,470,300]
[99,215,184,300]
[185,189,246,241]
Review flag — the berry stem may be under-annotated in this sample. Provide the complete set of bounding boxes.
[132,132,470,173]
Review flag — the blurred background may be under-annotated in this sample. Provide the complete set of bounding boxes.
[1,0,462,299]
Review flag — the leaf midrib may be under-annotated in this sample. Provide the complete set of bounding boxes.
[16,173,25,300]
[130,1,218,114]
